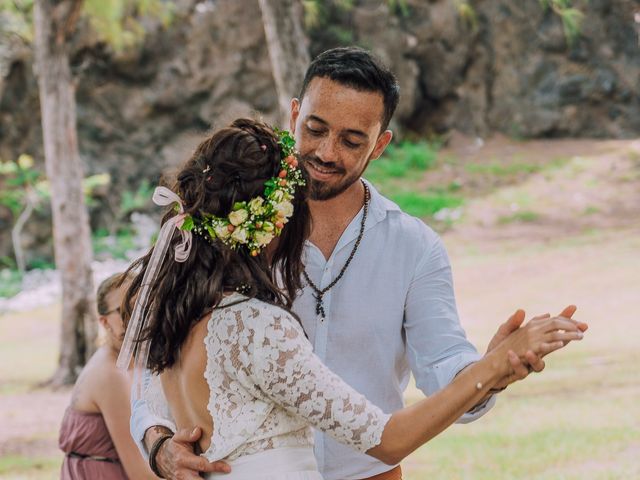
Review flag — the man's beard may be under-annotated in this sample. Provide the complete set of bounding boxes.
[301,154,366,201]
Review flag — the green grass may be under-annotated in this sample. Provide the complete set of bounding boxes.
[498,210,540,224]
[92,227,137,260]
[402,344,640,479]
[0,269,22,298]
[404,426,637,480]
[583,206,600,215]
[466,161,541,176]
[465,157,569,177]
[0,455,61,478]
[365,141,463,219]
[390,191,464,218]
[366,140,438,184]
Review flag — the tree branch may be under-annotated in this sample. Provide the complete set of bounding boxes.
[54,0,83,45]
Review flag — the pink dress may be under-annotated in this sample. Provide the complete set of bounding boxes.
[58,407,128,479]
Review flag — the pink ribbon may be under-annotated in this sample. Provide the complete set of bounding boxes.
[151,187,192,263]
[116,187,193,384]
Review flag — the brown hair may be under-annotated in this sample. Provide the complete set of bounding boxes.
[97,273,128,315]
[122,119,311,374]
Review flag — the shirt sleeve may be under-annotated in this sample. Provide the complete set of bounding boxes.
[130,368,177,456]
[252,309,391,453]
[403,226,495,422]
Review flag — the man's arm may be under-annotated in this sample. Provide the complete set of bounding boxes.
[130,369,177,456]
[131,369,231,479]
[403,229,495,422]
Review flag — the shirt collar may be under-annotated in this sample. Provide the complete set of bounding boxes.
[327,179,400,256]
[362,178,401,226]
[303,178,402,260]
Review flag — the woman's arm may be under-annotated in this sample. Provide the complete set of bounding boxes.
[367,349,506,464]
[95,365,161,479]
[253,308,584,465]
[368,314,585,464]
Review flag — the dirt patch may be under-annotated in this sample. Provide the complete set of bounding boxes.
[434,136,640,242]
[0,389,70,457]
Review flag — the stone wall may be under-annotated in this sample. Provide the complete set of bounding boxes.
[0,0,638,262]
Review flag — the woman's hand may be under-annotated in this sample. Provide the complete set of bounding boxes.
[489,310,586,378]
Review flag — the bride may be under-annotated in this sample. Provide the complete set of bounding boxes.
[118,119,585,479]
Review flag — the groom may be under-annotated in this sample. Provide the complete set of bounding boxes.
[133,47,557,479]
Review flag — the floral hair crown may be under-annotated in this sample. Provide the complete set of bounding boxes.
[178,128,305,256]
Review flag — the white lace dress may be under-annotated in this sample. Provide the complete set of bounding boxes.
[148,293,391,480]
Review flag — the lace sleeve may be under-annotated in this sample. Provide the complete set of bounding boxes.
[252,307,391,453]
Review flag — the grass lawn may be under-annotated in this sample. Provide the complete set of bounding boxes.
[402,347,640,479]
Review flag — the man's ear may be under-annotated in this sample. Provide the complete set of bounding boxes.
[290,98,300,133]
[370,130,393,161]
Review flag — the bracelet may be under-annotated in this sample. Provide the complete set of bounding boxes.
[149,433,173,478]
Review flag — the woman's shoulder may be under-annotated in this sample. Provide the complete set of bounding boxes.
[77,347,119,380]
[71,346,129,412]
[215,295,302,334]
[90,348,130,388]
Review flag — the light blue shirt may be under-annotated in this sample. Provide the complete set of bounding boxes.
[130,180,494,480]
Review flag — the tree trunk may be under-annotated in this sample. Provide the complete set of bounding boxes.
[258,0,311,127]
[33,0,97,387]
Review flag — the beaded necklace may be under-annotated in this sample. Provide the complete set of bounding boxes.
[302,181,370,320]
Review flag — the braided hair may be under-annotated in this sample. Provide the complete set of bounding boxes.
[122,119,310,373]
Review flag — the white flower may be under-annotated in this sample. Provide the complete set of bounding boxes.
[275,201,294,219]
[228,208,249,226]
[231,226,249,244]
[248,197,265,215]
[262,221,275,232]
[254,230,275,247]
[213,223,231,240]
[270,190,284,202]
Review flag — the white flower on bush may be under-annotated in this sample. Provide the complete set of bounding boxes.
[274,201,294,219]
[248,197,265,215]
[254,230,275,247]
[231,226,249,244]
[228,208,249,226]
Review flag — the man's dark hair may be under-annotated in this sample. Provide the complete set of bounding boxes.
[299,46,400,131]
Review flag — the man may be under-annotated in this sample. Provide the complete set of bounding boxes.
[132,47,565,479]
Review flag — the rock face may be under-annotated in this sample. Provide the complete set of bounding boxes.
[324,0,640,138]
[0,0,639,262]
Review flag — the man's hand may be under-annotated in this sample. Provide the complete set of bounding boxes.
[146,426,231,479]
[486,305,586,391]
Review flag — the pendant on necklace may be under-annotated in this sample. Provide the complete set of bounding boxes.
[314,293,325,319]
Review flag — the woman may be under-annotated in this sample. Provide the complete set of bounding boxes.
[120,119,585,479]
[59,273,159,479]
